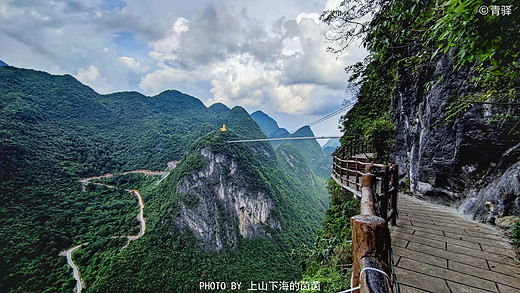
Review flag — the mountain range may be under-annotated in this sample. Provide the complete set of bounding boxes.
[0,66,330,292]
[251,110,333,178]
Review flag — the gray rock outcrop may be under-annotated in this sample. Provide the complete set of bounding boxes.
[171,148,280,252]
[392,51,519,222]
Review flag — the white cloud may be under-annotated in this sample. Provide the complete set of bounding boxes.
[75,65,113,94]
[140,66,194,93]
[324,0,344,11]
[296,12,320,22]
[0,0,368,132]
[139,2,366,117]
[77,65,101,81]
[118,56,145,72]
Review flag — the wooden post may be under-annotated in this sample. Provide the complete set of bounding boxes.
[390,164,398,226]
[355,159,360,190]
[350,164,392,292]
[360,165,375,216]
[341,159,346,185]
[380,165,389,221]
[351,215,391,293]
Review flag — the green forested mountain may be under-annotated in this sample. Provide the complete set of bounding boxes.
[273,126,331,179]
[0,60,7,66]
[250,111,331,179]
[250,110,289,138]
[0,66,328,292]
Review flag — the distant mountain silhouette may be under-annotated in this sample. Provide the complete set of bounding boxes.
[250,110,289,138]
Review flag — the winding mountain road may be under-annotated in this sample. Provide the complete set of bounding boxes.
[61,243,87,293]
[64,163,178,290]
[120,189,146,250]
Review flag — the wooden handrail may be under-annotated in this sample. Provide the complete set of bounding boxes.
[351,164,393,293]
[331,147,398,292]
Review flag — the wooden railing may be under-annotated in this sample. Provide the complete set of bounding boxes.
[332,151,398,292]
[332,138,374,160]
[332,158,398,225]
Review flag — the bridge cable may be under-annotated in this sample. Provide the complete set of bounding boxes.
[223,100,357,143]
[289,99,357,133]
[226,100,357,143]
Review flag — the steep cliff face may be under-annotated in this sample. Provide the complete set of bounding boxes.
[171,147,281,252]
[277,144,317,187]
[392,52,519,221]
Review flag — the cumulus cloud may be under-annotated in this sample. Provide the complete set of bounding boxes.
[75,65,113,93]
[0,0,163,92]
[140,2,365,116]
[0,0,367,124]
[119,56,146,72]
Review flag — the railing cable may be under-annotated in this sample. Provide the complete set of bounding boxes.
[338,267,392,293]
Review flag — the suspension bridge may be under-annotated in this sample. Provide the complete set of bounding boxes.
[226,100,356,143]
[226,136,342,143]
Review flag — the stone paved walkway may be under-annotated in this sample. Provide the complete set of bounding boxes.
[391,194,520,293]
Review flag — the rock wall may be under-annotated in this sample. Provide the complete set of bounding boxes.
[392,52,519,222]
[171,148,280,252]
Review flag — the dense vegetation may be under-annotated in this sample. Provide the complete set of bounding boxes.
[300,0,519,290]
[251,111,331,179]
[0,66,329,292]
[294,180,359,292]
[80,128,330,291]
[324,0,518,157]
[512,220,520,250]
[0,66,221,292]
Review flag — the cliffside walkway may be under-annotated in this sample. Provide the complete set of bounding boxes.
[392,194,520,293]
[332,144,520,292]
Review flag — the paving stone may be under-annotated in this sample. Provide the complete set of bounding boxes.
[390,195,520,293]
[398,216,436,226]
[463,227,507,238]
[391,236,409,249]
[497,283,520,293]
[446,242,511,263]
[398,257,497,291]
[443,231,512,249]
[448,259,520,290]
[393,247,447,268]
[487,260,520,278]
[398,220,472,235]
[399,214,479,229]
[407,241,488,267]
[395,222,446,236]
[480,241,517,258]
[411,230,482,250]
[391,225,416,235]
[394,266,449,293]
[398,284,433,293]
[446,280,495,293]
[392,230,446,250]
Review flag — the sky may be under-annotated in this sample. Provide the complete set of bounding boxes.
[0,0,367,139]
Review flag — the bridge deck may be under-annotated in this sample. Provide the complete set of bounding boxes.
[391,194,520,293]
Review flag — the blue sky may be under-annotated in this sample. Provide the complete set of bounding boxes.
[0,0,367,137]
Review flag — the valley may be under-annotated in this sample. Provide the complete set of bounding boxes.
[0,66,330,292]
[1,1,518,292]
[63,167,171,292]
